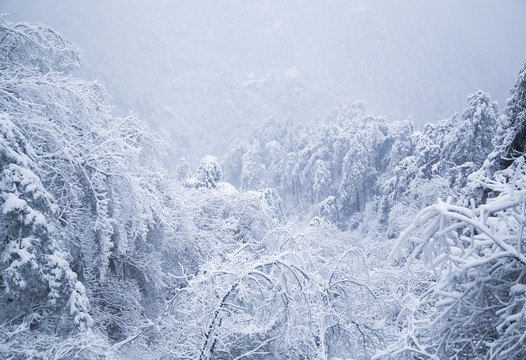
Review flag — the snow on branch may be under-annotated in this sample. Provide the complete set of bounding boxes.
[384,156,526,359]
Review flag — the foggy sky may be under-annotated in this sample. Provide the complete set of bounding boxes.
[1,0,525,165]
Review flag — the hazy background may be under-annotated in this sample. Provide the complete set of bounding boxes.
[2,0,525,168]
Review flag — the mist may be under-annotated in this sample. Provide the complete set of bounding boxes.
[2,0,524,166]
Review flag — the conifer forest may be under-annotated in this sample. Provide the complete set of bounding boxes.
[0,1,525,359]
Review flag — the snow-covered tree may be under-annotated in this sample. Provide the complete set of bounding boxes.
[262,188,284,221]
[465,63,526,205]
[0,115,91,329]
[175,157,191,182]
[496,62,526,167]
[319,195,339,224]
[153,222,384,359]
[386,119,414,172]
[312,159,332,202]
[383,156,526,359]
[448,90,498,165]
[240,151,266,190]
[186,155,223,189]
[338,118,388,219]
[0,18,168,343]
